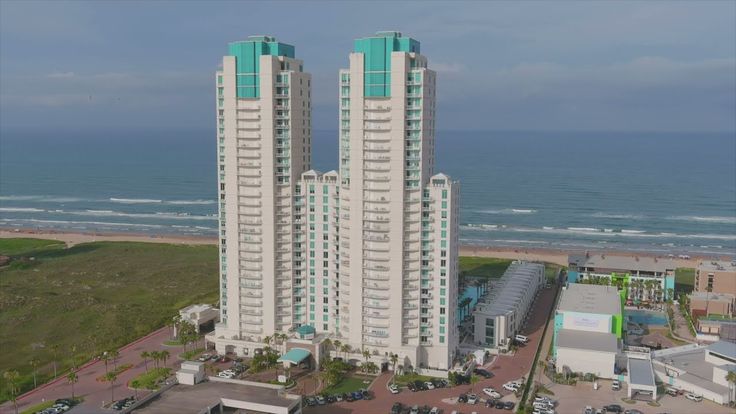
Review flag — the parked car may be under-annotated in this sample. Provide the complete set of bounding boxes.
[474,368,493,378]
[408,382,418,392]
[624,410,643,414]
[665,387,679,397]
[335,393,344,402]
[391,402,403,414]
[389,383,400,394]
[316,395,326,405]
[504,401,515,410]
[467,393,478,404]
[482,387,501,399]
[361,389,372,400]
[685,393,702,402]
[425,381,436,390]
[304,397,316,406]
[410,405,420,414]
[430,408,440,414]
[604,404,623,413]
[495,401,505,409]
[515,334,529,343]
[457,394,468,403]
[344,392,354,402]
[503,382,520,392]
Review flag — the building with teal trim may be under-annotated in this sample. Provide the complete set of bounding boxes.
[568,253,677,303]
[553,283,624,379]
[338,31,460,371]
[211,35,313,356]
[209,32,460,374]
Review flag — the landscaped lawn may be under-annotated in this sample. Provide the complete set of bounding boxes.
[675,267,695,293]
[323,375,372,395]
[0,239,218,401]
[459,257,512,279]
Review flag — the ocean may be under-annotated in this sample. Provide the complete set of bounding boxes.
[1,128,734,256]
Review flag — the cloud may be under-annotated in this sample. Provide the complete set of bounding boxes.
[47,72,76,79]
[431,62,464,74]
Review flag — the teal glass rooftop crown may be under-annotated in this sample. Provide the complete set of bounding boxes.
[353,32,420,97]
[227,35,295,98]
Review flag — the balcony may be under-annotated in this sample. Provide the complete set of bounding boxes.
[364,105,391,111]
[364,272,389,281]
[363,320,389,329]
[364,292,389,300]
[363,330,389,338]
[363,301,385,309]
[242,291,263,299]
[365,311,389,319]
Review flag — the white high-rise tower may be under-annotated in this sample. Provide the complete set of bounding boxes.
[213,36,311,346]
[211,32,458,372]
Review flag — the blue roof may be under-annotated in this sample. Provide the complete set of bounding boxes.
[707,341,736,360]
[277,348,311,364]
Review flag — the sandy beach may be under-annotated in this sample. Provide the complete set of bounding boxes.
[2,227,716,268]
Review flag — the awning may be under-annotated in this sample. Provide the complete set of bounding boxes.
[277,348,311,365]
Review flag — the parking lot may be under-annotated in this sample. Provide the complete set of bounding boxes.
[303,285,559,413]
[547,378,735,414]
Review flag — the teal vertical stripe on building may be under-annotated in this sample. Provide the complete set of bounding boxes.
[228,36,295,98]
[354,31,420,97]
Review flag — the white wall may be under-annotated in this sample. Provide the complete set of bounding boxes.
[556,347,616,378]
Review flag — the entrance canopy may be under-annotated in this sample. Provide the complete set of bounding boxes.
[277,348,311,365]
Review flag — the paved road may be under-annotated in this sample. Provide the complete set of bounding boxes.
[305,285,559,413]
[1,327,186,414]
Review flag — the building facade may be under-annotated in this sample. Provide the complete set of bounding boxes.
[553,284,624,379]
[568,254,676,302]
[695,261,736,296]
[472,261,544,348]
[210,32,460,372]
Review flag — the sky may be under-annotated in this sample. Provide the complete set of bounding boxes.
[1,0,735,133]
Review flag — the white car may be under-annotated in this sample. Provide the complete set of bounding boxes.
[503,382,520,392]
[425,381,435,390]
[685,393,702,402]
[584,406,593,414]
[467,393,478,404]
[612,380,621,390]
[389,384,400,394]
[482,387,501,399]
[430,408,440,414]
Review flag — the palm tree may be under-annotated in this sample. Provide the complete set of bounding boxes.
[160,350,170,368]
[150,351,160,369]
[340,344,351,360]
[140,351,150,372]
[50,344,60,378]
[69,344,78,370]
[171,314,182,339]
[390,353,399,373]
[29,357,39,388]
[3,370,20,414]
[332,339,341,357]
[104,371,118,403]
[109,350,120,370]
[67,371,78,399]
[362,349,371,366]
[263,335,272,347]
[102,352,112,374]
[469,373,480,393]
[726,371,736,404]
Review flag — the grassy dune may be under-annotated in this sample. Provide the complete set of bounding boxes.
[0,238,218,401]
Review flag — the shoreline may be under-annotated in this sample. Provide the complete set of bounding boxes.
[2,227,724,267]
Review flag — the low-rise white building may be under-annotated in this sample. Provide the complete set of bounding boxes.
[553,284,623,379]
[472,261,544,348]
[176,361,205,386]
[179,304,219,334]
[652,341,736,405]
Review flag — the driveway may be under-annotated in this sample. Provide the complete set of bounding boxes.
[1,327,187,414]
[304,285,559,413]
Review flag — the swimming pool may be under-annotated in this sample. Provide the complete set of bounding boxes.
[627,310,668,326]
